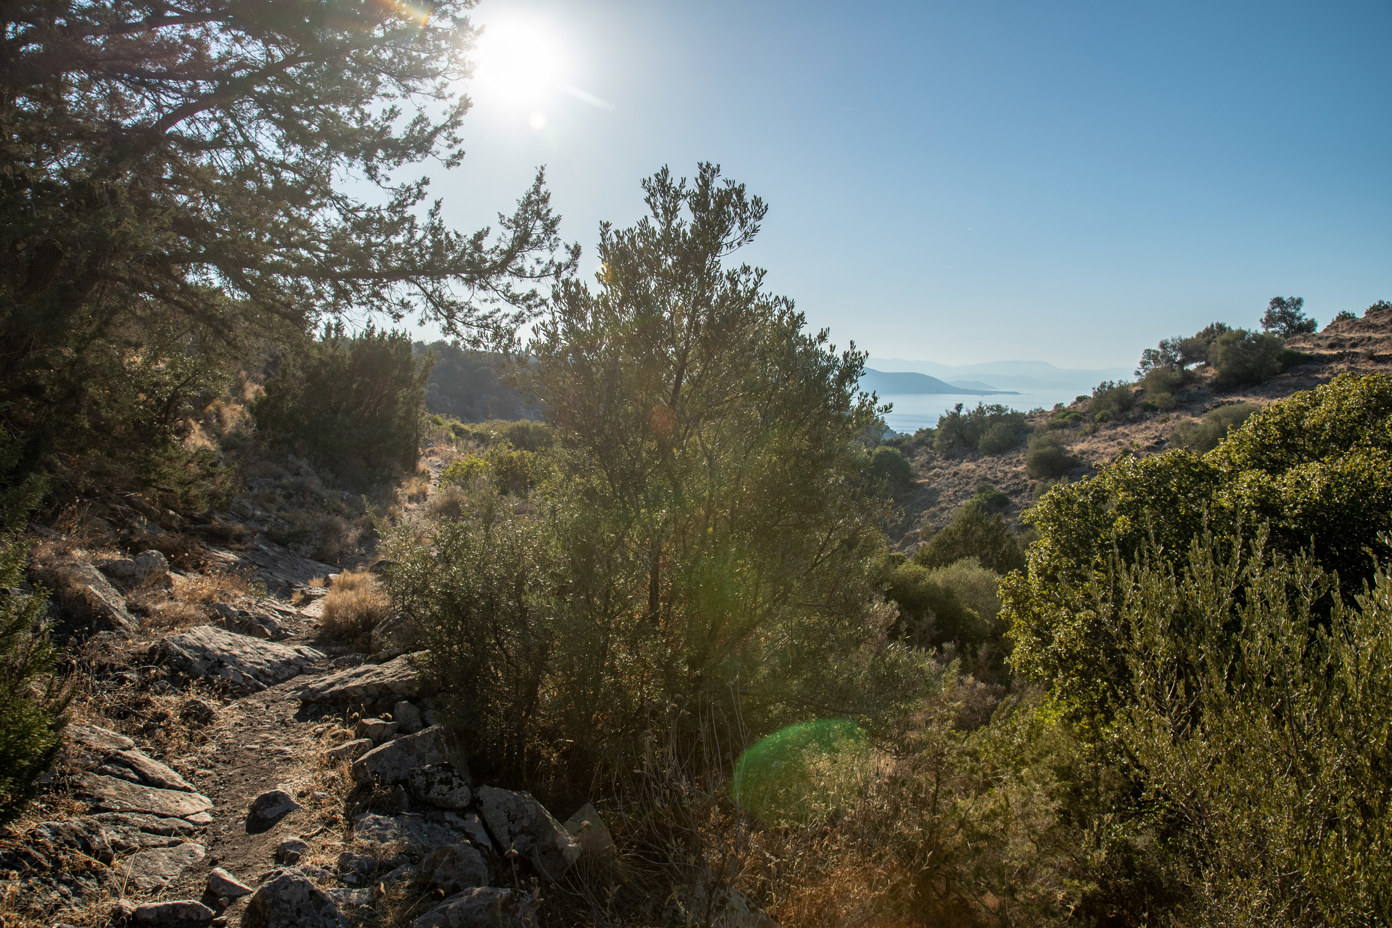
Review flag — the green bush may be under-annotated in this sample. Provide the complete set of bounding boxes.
[1047,408,1083,429]
[253,324,429,483]
[969,480,1010,511]
[1003,373,1392,720]
[1170,402,1260,453]
[439,454,491,488]
[915,502,1026,574]
[884,561,986,652]
[933,403,1027,455]
[0,535,68,826]
[1114,539,1392,923]
[977,420,1024,455]
[1139,365,1189,408]
[1088,380,1137,422]
[1024,431,1079,479]
[870,445,913,485]
[1209,328,1288,387]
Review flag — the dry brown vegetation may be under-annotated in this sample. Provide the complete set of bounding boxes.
[319,569,390,640]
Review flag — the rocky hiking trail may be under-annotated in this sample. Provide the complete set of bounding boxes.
[0,519,649,928]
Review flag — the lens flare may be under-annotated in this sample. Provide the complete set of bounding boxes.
[732,719,873,825]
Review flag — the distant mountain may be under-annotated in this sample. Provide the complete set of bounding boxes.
[860,369,1018,396]
[867,357,1132,393]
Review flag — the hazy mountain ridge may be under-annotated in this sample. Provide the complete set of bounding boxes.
[860,369,1019,396]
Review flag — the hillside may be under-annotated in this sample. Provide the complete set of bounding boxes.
[891,304,1392,549]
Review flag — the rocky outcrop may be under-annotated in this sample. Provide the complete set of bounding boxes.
[351,726,452,786]
[412,887,537,928]
[160,625,324,694]
[31,556,139,632]
[476,787,580,882]
[296,652,428,709]
[242,869,347,928]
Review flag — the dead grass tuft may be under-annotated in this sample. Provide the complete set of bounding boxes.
[172,567,253,605]
[320,570,390,641]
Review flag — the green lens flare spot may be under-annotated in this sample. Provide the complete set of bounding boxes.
[731,719,872,825]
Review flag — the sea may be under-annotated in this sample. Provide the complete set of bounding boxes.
[876,388,1089,435]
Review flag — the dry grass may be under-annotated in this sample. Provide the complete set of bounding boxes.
[320,570,390,641]
[172,567,253,605]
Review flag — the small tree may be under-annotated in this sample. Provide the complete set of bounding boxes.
[1261,296,1316,337]
[0,535,68,826]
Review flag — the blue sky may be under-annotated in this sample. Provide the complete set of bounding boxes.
[431,0,1391,369]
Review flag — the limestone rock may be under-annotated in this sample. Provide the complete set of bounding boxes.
[418,844,488,895]
[78,772,213,819]
[27,819,115,865]
[120,841,206,891]
[160,625,324,694]
[110,748,196,792]
[563,803,616,861]
[68,723,135,753]
[296,652,427,708]
[352,812,472,858]
[393,700,424,733]
[412,888,538,928]
[207,866,254,899]
[325,738,373,764]
[352,726,450,786]
[476,786,579,882]
[32,557,138,632]
[407,763,471,809]
[242,869,347,928]
[354,717,399,742]
[248,788,301,830]
[276,837,310,865]
[133,899,214,924]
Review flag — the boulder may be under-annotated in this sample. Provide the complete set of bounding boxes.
[109,749,196,792]
[160,625,324,694]
[209,602,292,641]
[325,738,373,765]
[119,841,206,891]
[242,869,346,928]
[247,788,301,831]
[276,836,310,865]
[352,726,451,786]
[412,888,538,928]
[31,557,138,632]
[133,899,214,925]
[563,803,616,861]
[78,772,213,819]
[393,700,424,733]
[476,787,579,882]
[418,844,488,895]
[352,812,472,858]
[207,866,253,899]
[296,652,427,708]
[407,763,471,809]
[354,717,399,742]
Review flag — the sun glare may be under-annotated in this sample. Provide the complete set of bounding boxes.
[469,15,568,126]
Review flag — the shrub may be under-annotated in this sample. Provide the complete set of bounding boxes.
[1367,299,1392,316]
[933,404,1026,455]
[977,420,1024,455]
[253,324,429,484]
[1330,309,1357,325]
[915,502,1026,574]
[1209,328,1289,386]
[1025,431,1079,479]
[1139,365,1189,408]
[320,569,391,640]
[969,481,1010,511]
[1113,540,1392,923]
[870,445,913,486]
[1003,373,1392,720]
[0,535,68,826]
[885,561,986,652]
[1047,407,1083,429]
[1088,380,1137,422]
[1170,402,1260,453]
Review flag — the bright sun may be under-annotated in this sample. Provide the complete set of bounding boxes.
[469,15,568,128]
